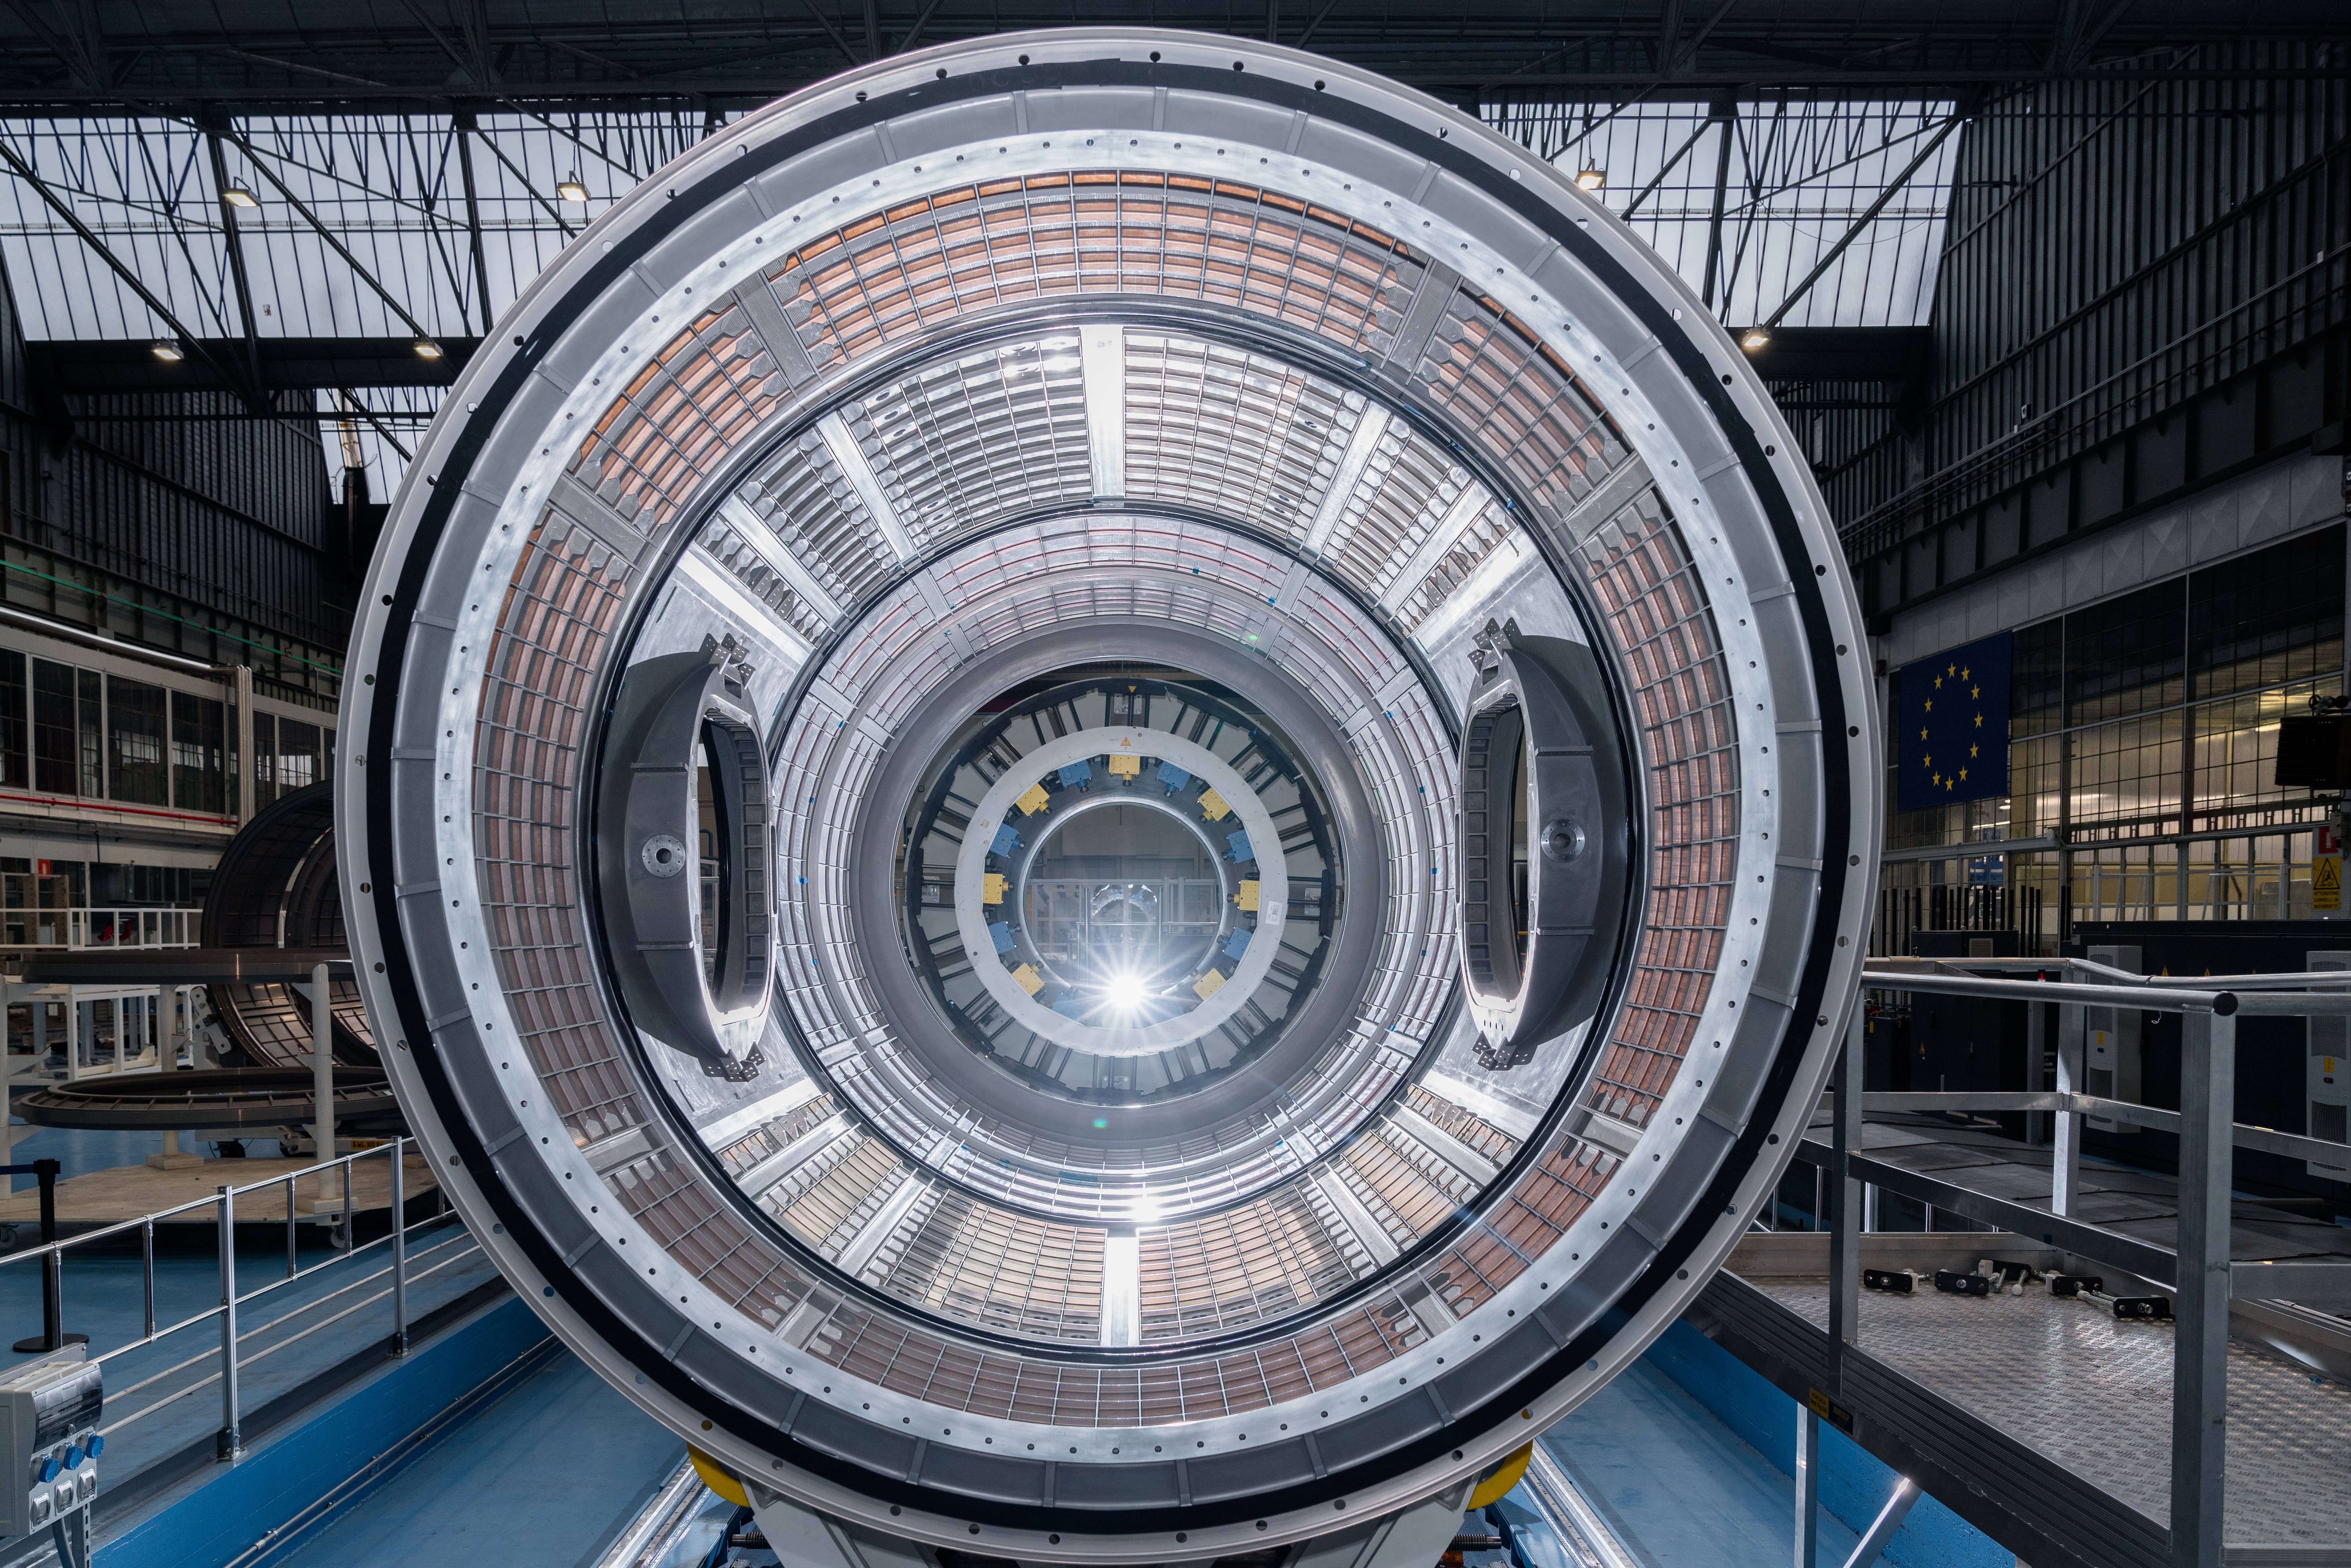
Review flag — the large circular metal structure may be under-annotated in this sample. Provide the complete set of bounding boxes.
[341,30,1877,1563]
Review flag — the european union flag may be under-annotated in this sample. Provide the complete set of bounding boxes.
[1898,631,2011,812]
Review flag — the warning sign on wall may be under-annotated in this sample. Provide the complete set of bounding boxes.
[2318,854,2343,912]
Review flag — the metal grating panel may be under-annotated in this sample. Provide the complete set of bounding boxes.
[1122,331,1361,538]
[865,1188,1106,1344]
[856,337,1093,548]
[1138,1184,1366,1342]
[1573,491,1737,1131]
[568,300,787,538]
[759,173,1423,375]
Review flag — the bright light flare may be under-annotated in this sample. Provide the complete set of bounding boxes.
[1102,972,1150,1012]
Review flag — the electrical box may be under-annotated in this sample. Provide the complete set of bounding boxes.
[2085,943,2141,1133]
[0,1347,102,1537]
[2307,950,2351,1181]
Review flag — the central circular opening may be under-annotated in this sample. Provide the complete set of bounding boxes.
[1019,798,1225,1023]
[890,664,1344,1115]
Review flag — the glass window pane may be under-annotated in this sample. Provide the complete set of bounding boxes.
[171,691,227,813]
[2189,525,2345,700]
[32,659,78,795]
[251,712,276,809]
[107,676,168,806]
[2065,578,2184,725]
[278,718,320,793]
[0,648,24,789]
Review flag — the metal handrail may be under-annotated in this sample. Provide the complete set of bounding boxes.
[0,1136,458,1463]
[1861,960,2351,1015]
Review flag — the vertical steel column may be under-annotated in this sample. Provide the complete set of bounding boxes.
[310,962,333,1168]
[390,1137,409,1355]
[2170,1000,2235,1568]
[2026,995,2048,1146]
[232,666,254,826]
[2053,997,2085,1218]
[1827,1008,1862,1392]
[1794,1403,1822,1568]
[216,1185,241,1459]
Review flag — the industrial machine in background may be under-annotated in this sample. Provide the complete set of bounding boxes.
[11,782,397,1150]
[342,30,1877,1563]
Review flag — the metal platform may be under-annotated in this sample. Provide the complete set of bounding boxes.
[1746,1273,2351,1551]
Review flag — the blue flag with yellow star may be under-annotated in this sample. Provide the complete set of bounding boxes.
[1898,632,2010,812]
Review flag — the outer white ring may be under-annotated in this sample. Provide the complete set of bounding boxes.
[339,25,1885,1562]
[952,726,1290,1055]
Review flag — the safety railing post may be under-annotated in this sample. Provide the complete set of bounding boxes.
[142,1215,155,1340]
[1827,1006,1862,1393]
[2170,1002,2235,1568]
[389,1138,410,1355]
[2053,996,2084,1218]
[2025,993,2048,1146]
[1794,1400,1822,1568]
[216,1184,242,1460]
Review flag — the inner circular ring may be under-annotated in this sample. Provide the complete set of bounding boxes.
[951,724,1291,1057]
[1007,793,1234,1015]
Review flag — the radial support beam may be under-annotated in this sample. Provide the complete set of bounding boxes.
[1302,408,1388,554]
[739,1111,853,1200]
[678,545,813,660]
[1382,486,1489,612]
[717,493,846,624]
[1080,323,1127,499]
[832,1172,928,1279]
[1312,1169,1400,1267]
[1100,1229,1141,1347]
[1388,1104,1500,1188]
[817,411,916,561]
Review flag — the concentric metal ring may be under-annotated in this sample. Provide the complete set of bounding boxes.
[342,28,1879,1561]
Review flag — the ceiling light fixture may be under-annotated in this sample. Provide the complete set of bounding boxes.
[1101,971,1150,1012]
[556,176,589,203]
[1574,165,1606,192]
[150,339,184,363]
[413,339,444,360]
[1740,328,1771,351]
[222,183,259,209]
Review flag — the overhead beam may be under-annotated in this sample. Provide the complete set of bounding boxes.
[0,138,260,409]
[25,336,480,393]
[1756,105,1969,331]
[211,124,444,346]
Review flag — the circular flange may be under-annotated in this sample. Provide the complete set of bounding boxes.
[342,28,1880,1562]
[953,725,1289,1056]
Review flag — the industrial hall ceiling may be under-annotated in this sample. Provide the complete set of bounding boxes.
[1,1,2348,107]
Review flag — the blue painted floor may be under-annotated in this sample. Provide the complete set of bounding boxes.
[4,1124,501,1486]
[267,1347,683,1568]
[1543,1358,1864,1568]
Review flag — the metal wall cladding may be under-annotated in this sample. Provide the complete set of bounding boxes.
[17,390,341,648]
[1922,42,2351,516]
[1767,376,1911,529]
